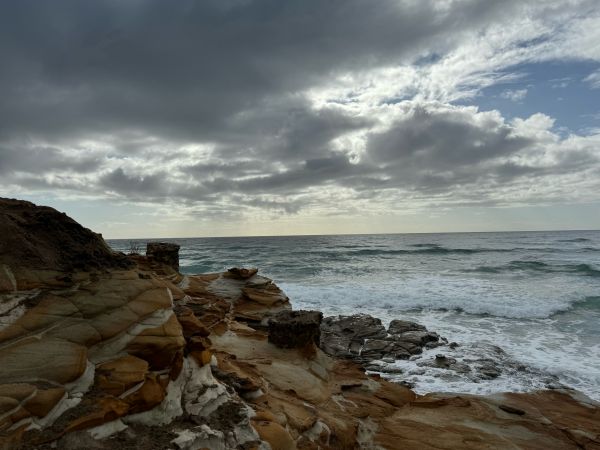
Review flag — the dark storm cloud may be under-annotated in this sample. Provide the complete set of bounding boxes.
[99,168,167,198]
[1,0,599,215]
[0,144,102,174]
[0,0,518,142]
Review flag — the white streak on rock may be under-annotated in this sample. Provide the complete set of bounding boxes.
[29,360,96,431]
[172,425,226,450]
[88,308,175,364]
[1,264,17,291]
[87,419,128,439]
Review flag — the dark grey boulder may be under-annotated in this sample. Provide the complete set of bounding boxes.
[268,310,323,349]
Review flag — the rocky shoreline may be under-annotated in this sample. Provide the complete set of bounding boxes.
[1,198,599,449]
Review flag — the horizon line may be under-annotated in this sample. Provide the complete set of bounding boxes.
[105,228,600,241]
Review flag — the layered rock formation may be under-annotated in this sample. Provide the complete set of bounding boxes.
[1,198,599,449]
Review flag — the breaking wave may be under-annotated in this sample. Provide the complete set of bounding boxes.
[466,261,600,277]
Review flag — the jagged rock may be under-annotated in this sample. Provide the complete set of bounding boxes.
[226,267,258,279]
[0,198,132,291]
[388,319,426,335]
[268,310,322,349]
[174,305,211,338]
[96,355,149,397]
[320,314,387,358]
[320,314,442,364]
[146,242,180,271]
[196,272,291,323]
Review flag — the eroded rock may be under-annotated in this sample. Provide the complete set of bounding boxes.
[268,310,322,349]
[146,242,180,272]
[320,314,443,364]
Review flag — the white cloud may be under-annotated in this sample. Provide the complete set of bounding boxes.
[584,70,600,88]
[500,89,528,102]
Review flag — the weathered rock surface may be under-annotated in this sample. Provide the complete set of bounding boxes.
[268,310,322,349]
[146,243,180,272]
[0,198,132,291]
[320,314,443,363]
[226,267,258,280]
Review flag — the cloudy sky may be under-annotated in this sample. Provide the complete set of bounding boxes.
[1,0,600,237]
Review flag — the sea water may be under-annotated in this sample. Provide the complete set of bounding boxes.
[108,231,600,400]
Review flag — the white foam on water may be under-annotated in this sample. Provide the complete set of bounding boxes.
[279,274,583,319]
[281,281,600,401]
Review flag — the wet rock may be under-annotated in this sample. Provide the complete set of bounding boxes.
[320,314,442,364]
[146,242,180,271]
[388,320,426,335]
[320,314,387,359]
[268,310,323,349]
[477,364,502,379]
[417,354,472,374]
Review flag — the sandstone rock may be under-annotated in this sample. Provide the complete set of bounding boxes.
[96,355,149,397]
[227,267,259,279]
[242,285,288,306]
[175,305,211,338]
[65,397,130,433]
[123,374,166,413]
[268,310,323,349]
[24,387,66,418]
[146,242,180,271]
[126,313,186,370]
[0,337,88,385]
[252,419,295,450]
[0,197,132,290]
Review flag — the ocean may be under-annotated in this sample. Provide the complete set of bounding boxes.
[108,231,600,401]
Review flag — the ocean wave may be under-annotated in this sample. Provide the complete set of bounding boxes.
[279,279,589,320]
[571,296,600,311]
[557,238,592,243]
[466,261,600,277]
[303,246,517,258]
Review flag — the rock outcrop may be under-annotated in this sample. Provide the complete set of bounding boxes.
[1,198,599,450]
[320,314,443,363]
[0,198,132,291]
[146,243,180,272]
[268,310,322,349]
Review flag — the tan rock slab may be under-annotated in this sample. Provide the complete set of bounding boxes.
[0,337,88,385]
[252,420,296,450]
[23,387,66,417]
[96,355,149,396]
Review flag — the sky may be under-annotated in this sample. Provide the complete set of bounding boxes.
[1,0,600,238]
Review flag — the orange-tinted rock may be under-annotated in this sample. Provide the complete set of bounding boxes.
[176,306,211,338]
[187,335,212,353]
[190,350,213,366]
[126,313,185,370]
[96,355,149,397]
[241,285,288,307]
[123,375,166,414]
[23,388,66,417]
[252,420,296,450]
[65,397,130,433]
[227,267,259,279]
